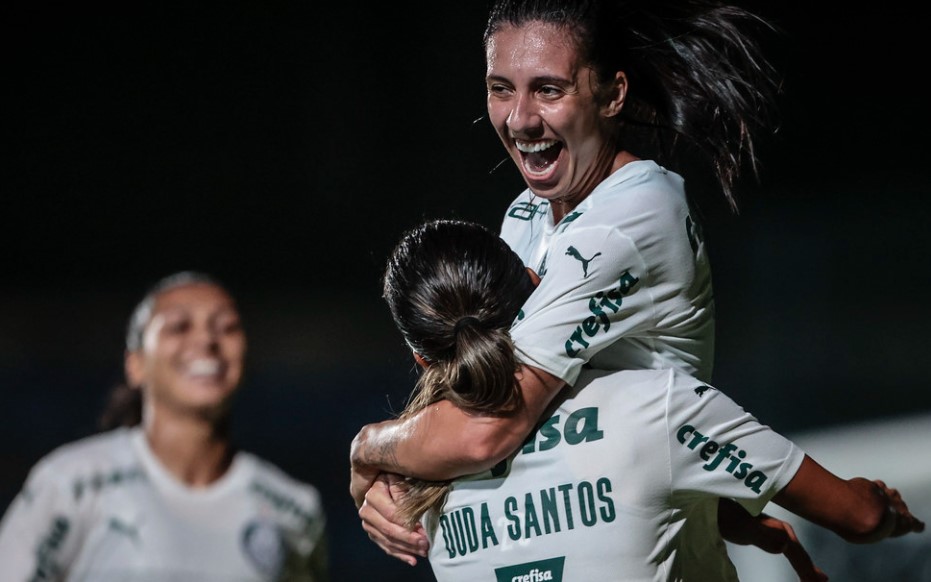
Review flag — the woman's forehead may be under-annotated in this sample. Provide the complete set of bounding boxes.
[487,22,583,76]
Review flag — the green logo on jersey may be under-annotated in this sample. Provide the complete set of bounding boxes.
[495,557,565,582]
[676,424,770,493]
[564,271,640,357]
[72,466,145,501]
[521,407,604,455]
[556,211,583,233]
[565,246,601,278]
[31,516,70,581]
[508,201,549,221]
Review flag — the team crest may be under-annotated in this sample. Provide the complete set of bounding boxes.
[241,519,285,578]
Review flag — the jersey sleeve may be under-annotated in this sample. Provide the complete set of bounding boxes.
[510,224,656,385]
[664,375,805,516]
[277,479,330,582]
[0,460,83,582]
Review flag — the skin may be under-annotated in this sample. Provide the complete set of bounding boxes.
[485,21,635,221]
[351,21,626,518]
[350,21,822,570]
[772,456,924,544]
[125,283,246,487]
[351,20,929,576]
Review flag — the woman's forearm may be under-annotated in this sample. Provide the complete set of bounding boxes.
[773,455,925,543]
[350,365,564,482]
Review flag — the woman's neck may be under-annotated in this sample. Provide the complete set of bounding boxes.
[550,150,639,222]
[143,412,233,487]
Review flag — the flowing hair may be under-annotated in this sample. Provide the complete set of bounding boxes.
[485,0,782,211]
[382,219,536,526]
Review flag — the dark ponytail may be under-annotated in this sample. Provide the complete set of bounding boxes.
[485,0,782,211]
[382,219,536,525]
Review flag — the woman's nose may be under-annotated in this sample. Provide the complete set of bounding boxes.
[506,94,543,137]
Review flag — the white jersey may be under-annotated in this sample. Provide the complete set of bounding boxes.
[501,160,715,385]
[0,428,328,582]
[425,368,805,581]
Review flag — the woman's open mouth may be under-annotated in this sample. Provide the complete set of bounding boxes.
[515,139,563,180]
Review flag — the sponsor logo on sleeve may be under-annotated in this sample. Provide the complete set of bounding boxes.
[676,424,770,493]
[30,516,70,582]
[564,271,640,357]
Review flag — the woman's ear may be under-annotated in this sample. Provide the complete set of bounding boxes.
[125,350,145,388]
[601,71,628,118]
[413,352,430,369]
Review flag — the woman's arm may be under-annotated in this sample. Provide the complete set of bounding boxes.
[350,364,564,508]
[773,455,925,543]
[718,498,828,582]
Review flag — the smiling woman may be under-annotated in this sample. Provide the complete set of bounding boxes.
[0,271,330,582]
[349,0,803,572]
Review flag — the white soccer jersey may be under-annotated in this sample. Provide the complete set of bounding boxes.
[501,160,715,385]
[424,368,805,581]
[0,428,328,582]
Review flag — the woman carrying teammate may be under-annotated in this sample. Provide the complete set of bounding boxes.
[351,0,789,564]
[378,219,924,580]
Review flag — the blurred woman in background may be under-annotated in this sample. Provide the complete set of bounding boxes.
[0,271,329,582]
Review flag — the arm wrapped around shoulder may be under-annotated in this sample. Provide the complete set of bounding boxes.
[772,456,926,544]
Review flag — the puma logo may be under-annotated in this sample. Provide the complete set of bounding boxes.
[565,246,601,278]
[694,385,715,397]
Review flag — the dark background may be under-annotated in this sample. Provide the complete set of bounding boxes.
[2,3,929,580]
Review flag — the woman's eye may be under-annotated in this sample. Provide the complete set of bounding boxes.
[164,320,190,334]
[488,83,510,95]
[220,320,243,335]
[212,312,243,335]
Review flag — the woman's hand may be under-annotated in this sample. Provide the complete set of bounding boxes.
[719,499,828,581]
[358,473,430,566]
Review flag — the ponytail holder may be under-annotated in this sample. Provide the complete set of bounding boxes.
[453,315,482,335]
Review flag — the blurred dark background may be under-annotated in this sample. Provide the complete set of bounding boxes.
[2,2,929,580]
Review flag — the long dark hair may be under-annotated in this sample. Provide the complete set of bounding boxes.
[485,0,782,211]
[98,271,227,431]
[383,219,536,524]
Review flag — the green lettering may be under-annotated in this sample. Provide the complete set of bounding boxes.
[479,503,498,549]
[505,497,521,540]
[537,416,562,452]
[597,478,616,522]
[699,440,719,461]
[540,488,561,534]
[564,408,604,445]
[439,515,456,559]
[557,484,576,530]
[523,493,542,538]
[577,481,597,527]
[745,471,768,493]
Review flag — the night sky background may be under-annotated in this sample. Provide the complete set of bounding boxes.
[2,2,929,580]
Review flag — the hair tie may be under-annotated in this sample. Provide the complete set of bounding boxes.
[453,315,482,335]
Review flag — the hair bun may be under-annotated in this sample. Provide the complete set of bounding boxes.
[453,315,482,335]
